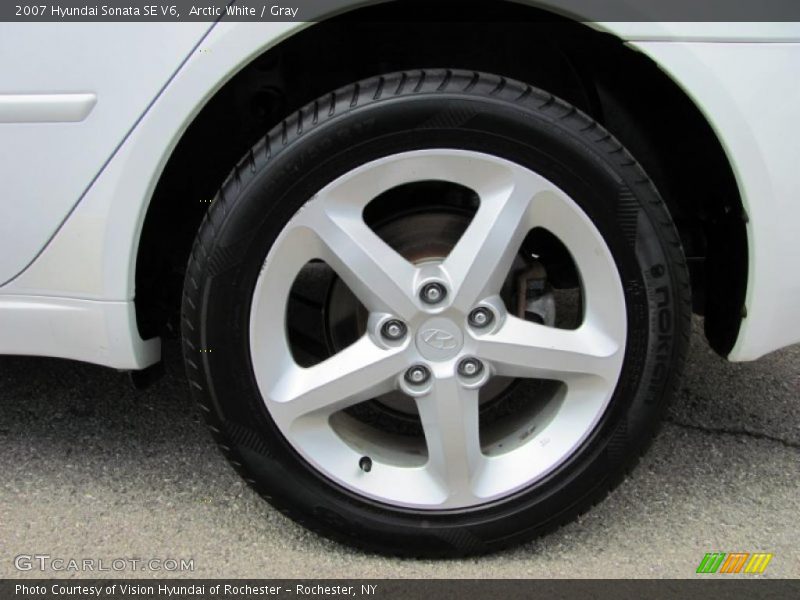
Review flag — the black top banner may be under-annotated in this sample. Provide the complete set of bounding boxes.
[4,0,800,22]
[3,579,800,600]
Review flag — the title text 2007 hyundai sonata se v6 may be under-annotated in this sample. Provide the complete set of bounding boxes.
[1,8,798,556]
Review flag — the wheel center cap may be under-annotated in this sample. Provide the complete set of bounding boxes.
[416,317,464,361]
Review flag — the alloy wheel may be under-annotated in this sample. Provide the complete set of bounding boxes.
[249,149,627,509]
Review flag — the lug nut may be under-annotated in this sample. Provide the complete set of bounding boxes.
[380,319,407,341]
[458,357,484,378]
[420,282,447,305]
[405,365,431,385]
[468,307,494,328]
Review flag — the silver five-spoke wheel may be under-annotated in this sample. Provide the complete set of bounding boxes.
[250,150,626,509]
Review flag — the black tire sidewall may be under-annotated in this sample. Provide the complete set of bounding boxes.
[184,74,688,555]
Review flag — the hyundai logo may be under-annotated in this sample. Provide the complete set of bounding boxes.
[420,329,458,350]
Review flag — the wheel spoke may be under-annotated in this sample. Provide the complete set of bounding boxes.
[476,316,622,385]
[268,336,407,424]
[416,377,484,504]
[444,170,542,310]
[293,199,419,321]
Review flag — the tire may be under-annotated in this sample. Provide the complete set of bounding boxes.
[181,69,691,557]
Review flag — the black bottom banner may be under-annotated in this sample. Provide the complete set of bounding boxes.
[3,579,800,600]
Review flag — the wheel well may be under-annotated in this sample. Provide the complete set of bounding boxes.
[135,2,747,356]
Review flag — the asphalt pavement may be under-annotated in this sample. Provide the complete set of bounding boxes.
[1,318,798,578]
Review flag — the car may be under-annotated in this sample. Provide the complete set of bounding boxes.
[1,3,799,557]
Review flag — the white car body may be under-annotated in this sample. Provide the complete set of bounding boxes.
[1,16,799,369]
